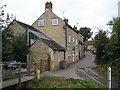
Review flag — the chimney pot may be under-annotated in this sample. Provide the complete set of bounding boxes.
[63,18,69,23]
[74,25,77,30]
[45,2,52,12]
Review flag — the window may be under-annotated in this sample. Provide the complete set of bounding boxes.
[38,19,44,26]
[72,35,74,42]
[52,19,58,25]
[68,34,71,43]
[76,39,78,45]
[67,50,71,56]
[31,39,36,45]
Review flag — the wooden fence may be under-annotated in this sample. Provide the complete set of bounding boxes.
[0,62,37,88]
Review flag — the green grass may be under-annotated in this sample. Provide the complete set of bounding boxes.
[26,76,95,88]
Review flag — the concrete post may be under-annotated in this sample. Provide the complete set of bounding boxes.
[36,69,40,80]
[107,67,111,89]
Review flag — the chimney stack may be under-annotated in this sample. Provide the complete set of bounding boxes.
[45,2,52,12]
[63,18,69,23]
[73,25,77,30]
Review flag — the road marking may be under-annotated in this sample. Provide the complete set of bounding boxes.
[79,69,105,87]
[89,69,104,79]
[85,68,103,80]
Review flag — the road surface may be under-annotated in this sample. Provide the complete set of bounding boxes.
[42,52,119,88]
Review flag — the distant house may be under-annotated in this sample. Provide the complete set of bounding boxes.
[84,40,95,51]
[32,2,85,65]
[10,20,65,72]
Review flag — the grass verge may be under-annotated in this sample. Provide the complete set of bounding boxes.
[26,76,95,88]
[95,63,119,81]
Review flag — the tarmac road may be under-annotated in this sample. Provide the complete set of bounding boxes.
[41,52,119,88]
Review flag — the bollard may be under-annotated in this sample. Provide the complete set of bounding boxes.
[107,67,111,89]
[36,69,40,80]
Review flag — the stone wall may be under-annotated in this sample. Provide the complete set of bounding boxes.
[52,51,64,71]
[32,10,65,47]
[32,9,85,66]
[10,21,25,36]
[29,40,65,72]
[29,40,52,71]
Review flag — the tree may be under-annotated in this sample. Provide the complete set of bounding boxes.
[2,25,14,62]
[0,5,7,30]
[0,5,7,61]
[106,18,120,78]
[107,17,117,26]
[107,18,120,61]
[0,5,14,62]
[94,30,109,64]
[2,20,29,62]
[13,34,29,63]
[77,27,93,41]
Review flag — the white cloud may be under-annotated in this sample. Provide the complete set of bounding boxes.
[0,0,119,37]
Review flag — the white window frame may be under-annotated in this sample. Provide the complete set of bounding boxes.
[67,50,71,56]
[76,39,78,45]
[38,19,44,26]
[72,35,74,42]
[30,39,36,45]
[68,34,71,43]
[52,19,58,25]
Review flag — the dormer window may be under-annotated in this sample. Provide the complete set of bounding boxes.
[52,19,58,25]
[38,19,44,26]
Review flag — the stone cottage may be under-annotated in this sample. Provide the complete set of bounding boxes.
[10,20,65,72]
[32,2,85,65]
[8,2,85,72]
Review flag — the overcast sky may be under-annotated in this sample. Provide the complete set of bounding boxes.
[0,0,119,37]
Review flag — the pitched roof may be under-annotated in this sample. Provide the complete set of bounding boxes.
[65,23,84,38]
[15,20,65,51]
[15,20,50,39]
[84,40,95,46]
[40,38,65,51]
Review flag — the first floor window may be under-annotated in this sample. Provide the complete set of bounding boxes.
[38,19,44,26]
[52,19,58,25]
[72,35,74,42]
[76,39,78,45]
[67,50,71,56]
[68,34,71,43]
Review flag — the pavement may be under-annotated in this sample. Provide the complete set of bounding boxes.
[41,53,96,79]
[41,52,118,88]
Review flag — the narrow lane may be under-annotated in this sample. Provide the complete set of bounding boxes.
[42,52,118,88]
[76,52,106,87]
[77,52,118,88]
